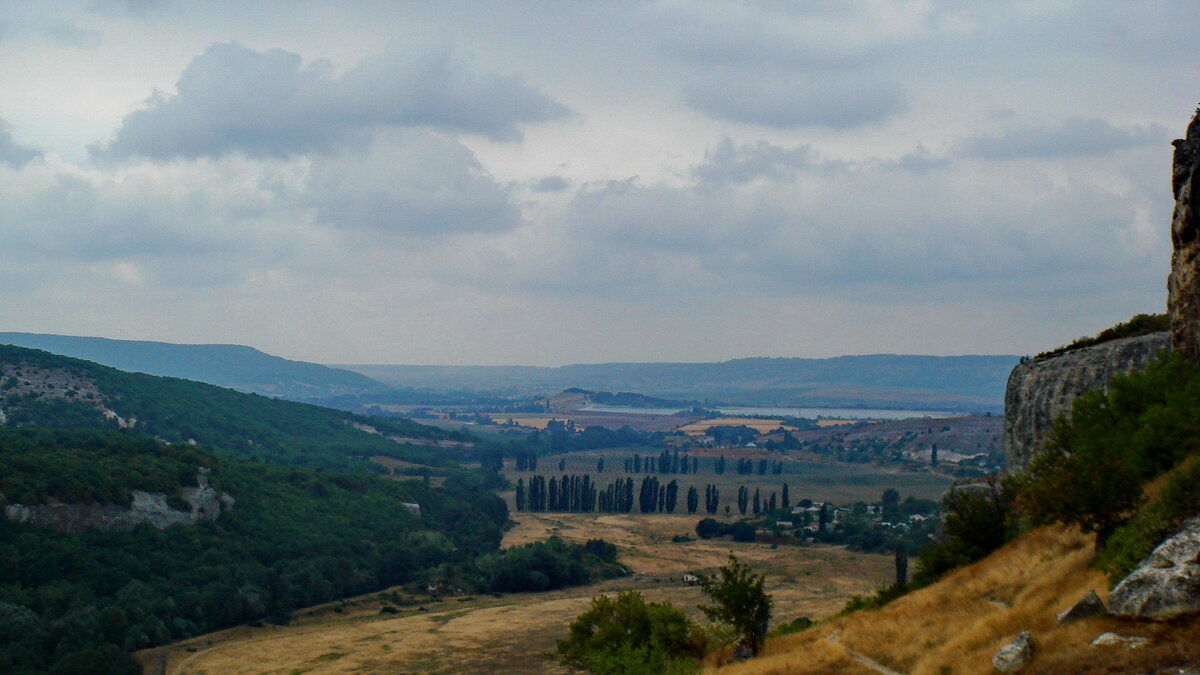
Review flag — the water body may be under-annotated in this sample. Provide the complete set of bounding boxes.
[579,405,965,420]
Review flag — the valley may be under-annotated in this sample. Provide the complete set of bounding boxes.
[142,513,893,674]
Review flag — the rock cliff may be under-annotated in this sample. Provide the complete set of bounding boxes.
[3,468,234,534]
[1170,108,1200,362]
[1002,332,1169,471]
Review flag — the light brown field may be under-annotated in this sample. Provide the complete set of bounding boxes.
[143,514,893,675]
[677,417,799,435]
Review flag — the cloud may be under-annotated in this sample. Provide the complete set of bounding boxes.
[439,137,1167,304]
[532,175,570,193]
[0,120,41,168]
[682,73,907,129]
[958,117,1169,160]
[37,20,101,48]
[88,0,169,16]
[301,130,521,236]
[94,41,571,160]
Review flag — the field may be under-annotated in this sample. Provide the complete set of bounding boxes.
[141,513,894,675]
[504,449,956,505]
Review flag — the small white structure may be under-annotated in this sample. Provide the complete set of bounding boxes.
[402,502,421,517]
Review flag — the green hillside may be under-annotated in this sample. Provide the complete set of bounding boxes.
[0,427,509,674]
[0,333,386,400]
[0,344,466,472]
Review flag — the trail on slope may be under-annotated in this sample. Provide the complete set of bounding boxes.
[826,631,906,675]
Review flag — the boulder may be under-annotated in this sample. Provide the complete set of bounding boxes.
[1089,632,1149,649]
[1109,516,1200,619]
[992,630,1033,672]
[1055,589,1106,624]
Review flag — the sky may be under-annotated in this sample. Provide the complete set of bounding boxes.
[0,0,1196,366]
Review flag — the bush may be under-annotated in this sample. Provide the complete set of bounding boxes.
[557,591,704,674]
[1099,456,1200,582]
[1014,354,1200,549]
[767,616,813,638]
[912,476,1014,586]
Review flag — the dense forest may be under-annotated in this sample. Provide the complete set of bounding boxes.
[0,428,626,673]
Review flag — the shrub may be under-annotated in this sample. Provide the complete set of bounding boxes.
[697,555,773,655]
[1099,456,1200,582]
[557,591,704,674]
[1014,354,1200,549]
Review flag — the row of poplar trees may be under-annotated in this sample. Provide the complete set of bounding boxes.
[514,475,725,515]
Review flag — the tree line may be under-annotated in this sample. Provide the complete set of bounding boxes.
[515,475,729,515]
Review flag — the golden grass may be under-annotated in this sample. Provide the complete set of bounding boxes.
[678,418,800,435]
[713,525,1117,674]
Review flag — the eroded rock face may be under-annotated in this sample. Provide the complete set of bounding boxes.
[3,469,234,534]
[1002,333,1169,471]
[1109,516,1200,619]
[1169,109,1200,363]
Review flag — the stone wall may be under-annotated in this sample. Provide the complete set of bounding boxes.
[1002,332,1169,471]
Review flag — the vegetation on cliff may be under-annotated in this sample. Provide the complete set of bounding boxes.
[1034,313,1168,360]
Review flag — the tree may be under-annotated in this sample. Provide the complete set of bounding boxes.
[556,591,705,675]
[515,478,526,512]
[686,486,698,514]
[781,483,790,512]
[697,555,773,655]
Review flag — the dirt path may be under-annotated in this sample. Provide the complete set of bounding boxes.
[827,631,907,675]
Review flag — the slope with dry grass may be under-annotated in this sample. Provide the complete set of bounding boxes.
[715,525,1200,674]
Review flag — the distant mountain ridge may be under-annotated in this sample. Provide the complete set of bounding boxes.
[343,354,1020,412]
[0,332,386,400]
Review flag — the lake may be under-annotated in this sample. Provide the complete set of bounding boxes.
[579,404,966,419]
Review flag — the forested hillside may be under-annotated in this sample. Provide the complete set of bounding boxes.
[0,345,466,472]
[0,333,386,400]
[0,428,510,674]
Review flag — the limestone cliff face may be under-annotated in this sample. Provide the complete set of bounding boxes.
[1002,332,1169,471]
[1169,109,1200,362]
[3,468,234,534]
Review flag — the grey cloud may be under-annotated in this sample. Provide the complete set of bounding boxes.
[958,117,1168,160]
[38,21,102,48]
[0,121,41,168]
[693,137,836,187]
[532,175,570,192]
[95,41,570,160]
[88,0,169,17]
[682,74,906,129]
[449,139,1165,302]
[302,131,521,237]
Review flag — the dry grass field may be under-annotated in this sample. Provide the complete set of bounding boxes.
[141,513,893,675]
[712,524,1200,674]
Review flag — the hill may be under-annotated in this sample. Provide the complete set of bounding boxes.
[343,354,1018,412]
[0,427,509,674]
[0,344,465,472]
[0,332,386,400]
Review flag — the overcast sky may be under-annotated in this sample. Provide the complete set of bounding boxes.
[0,1,1195,365]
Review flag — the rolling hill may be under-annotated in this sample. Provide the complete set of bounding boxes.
[0,332,387,400]
[343,354,1020,412]
[0,344,465,472]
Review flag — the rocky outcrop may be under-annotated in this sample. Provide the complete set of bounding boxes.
[992,630,1034,672]
[1056,589,1106,624]
[1002,332,1168,470]
[3,468,234,534]
[1089,632,1149,649]
[1169,109,1200,363]
[1109,516,1200,619]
